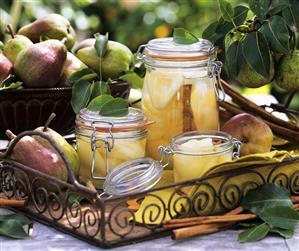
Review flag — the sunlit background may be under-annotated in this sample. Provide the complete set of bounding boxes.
[0,0,298,109]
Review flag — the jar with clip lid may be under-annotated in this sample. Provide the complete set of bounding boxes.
[75,107,151,189]
[137,37,225,161]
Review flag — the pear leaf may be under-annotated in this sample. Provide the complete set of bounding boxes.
[173,28,198,45]
[218,0,234,23]
[99,97,129,117]
[282,0,299,32]
[0,81,23,91]
[94,32,109,57]
[71,80,93,114]
[241,183,292,215]
[269,227,295,239]
[91,81,111,98]
[260,206,299,230]
[238,223,270,243]
[68,68,98,84]
[119,71,144,89]
[0,213,31,239]
[87,95,114,112]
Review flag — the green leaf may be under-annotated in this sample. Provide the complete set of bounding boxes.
[226,41,241,78]
[260,206,299,230]
[0,214,31,226]
[202,21,218,43]
[99,97,129,117]
[87,94,113,112]
[68,68,98,84]
[241,183,291,215]
[233,5,249,25]
[249,0,271,18]
[71,80,93,114]
[241,31,270,78]
[267,0,290,16]
[218,0,234,23]
[0,219,29,239]
[0,214,31,239]
[91,81,111,98]
[119,72,143,89]
[238,223,270,243]
[260,15,290,54]
[0,82,23,91]
[67,193,84,204]
[282,0,299,32]
[269,227,294,239]
[94,32,109,57]
[0,41,4,51]
[173,28,198,45]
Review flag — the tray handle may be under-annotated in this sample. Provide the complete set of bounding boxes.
[0,130,97,196]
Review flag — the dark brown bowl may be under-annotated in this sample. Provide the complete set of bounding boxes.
[0,80,131,139]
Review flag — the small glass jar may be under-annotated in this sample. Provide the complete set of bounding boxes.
[160,130,240,183]
[138,38,224,161]
[75,107,149,189]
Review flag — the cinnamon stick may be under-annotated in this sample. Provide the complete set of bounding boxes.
[164,213,256,229]
[220,79,299,132]
[0,198,26,207]
[182,84,195,131]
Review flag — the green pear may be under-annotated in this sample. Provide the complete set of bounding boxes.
[34,114,80,176]
[0,53,13,83]
[14,39,67,88]
[6,130,68,181]
[74,39,133,80]
[18,13,76,50]
[235,56,275,88]
[275,50,299,91]
[3,25,33,63]
[59,52,87,86]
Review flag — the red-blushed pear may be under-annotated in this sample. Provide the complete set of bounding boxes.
[6,130,68,181]
[0,54,13,83]
[221,113,273,156]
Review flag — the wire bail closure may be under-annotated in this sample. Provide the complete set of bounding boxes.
[90,120,115,180]
[232,138,242,159]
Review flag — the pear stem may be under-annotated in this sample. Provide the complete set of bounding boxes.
[6,130,16,140]
[6,24,15,39]
[44,113,56,132]
[61,37,68,45]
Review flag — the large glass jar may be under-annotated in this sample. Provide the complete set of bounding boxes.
[75,107,149,188]
[139,38,224,161]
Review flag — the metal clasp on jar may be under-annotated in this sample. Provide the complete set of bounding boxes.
[232,138,241,159]
[90,120,115,180]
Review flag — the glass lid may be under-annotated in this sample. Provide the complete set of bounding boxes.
[76,107,150,132]
[144,37,216,59]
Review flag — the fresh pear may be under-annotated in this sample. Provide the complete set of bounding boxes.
[14,39,67,88]
[6,130,68,181]
[59,52,87,86]
[18,13,76,50]
[3,25,33,63]
[74,38,133,80]
[0,54,13,83]
[34,113,80,176]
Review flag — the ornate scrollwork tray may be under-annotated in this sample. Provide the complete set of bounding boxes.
[0,131,298,248]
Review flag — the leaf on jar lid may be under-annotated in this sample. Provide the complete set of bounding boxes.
[87,94,113,112]
[99,97,129,117]
[173,28,198,45]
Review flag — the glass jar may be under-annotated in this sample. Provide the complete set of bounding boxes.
[75,107,149,189]
[160,130,240,183]
[138,38,224,161]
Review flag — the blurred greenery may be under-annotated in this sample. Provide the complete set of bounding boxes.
[0,0,298,109]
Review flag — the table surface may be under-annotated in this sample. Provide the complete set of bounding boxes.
[0,208,298,251]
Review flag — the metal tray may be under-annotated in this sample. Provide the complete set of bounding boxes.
[0,130,298,248]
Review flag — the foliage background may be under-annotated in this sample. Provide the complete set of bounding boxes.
[0,0,298,109]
